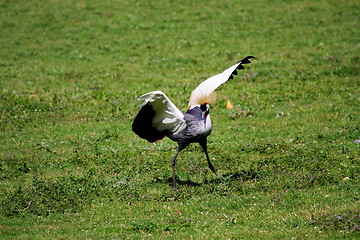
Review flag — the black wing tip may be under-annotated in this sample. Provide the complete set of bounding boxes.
[236,64,245,70]
[234,55,256,70]
[239,56,256,64]
[229,56,255,80]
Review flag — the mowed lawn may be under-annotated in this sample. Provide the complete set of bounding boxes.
[0,0,359,239]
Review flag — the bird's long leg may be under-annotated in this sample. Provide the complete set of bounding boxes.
[171,150,181,190]
[199,138,220,177]
[171,143,188,190]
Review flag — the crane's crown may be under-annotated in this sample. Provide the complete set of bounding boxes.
[188,92,216,109]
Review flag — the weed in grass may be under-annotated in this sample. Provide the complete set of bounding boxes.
[309,211,360,232]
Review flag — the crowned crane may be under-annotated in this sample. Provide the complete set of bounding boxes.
[132,56,255,189]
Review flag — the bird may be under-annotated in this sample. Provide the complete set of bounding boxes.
[132,56,255,189]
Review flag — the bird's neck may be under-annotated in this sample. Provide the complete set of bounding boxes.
[203,114,212,136]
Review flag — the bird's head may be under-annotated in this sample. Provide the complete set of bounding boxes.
[200,103,210,119]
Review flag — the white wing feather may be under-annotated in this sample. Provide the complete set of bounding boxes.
[188,57,254,108]
[138,91,186,134]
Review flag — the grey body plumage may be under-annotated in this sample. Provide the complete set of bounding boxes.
[169,106,211,145]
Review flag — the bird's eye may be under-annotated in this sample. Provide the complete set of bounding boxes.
[200,104,208,112]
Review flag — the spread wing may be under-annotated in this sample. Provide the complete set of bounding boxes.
[188,56,255,108]
[132,91,186,143]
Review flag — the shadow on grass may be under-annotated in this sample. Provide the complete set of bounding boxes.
[210,170,261,184]
[152,170,261,187]
[152,177,201,187]
[220,170,260,181]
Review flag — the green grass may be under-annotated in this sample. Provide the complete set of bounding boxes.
[1,0,359,239]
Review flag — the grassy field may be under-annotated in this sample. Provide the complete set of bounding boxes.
[1,0,359,239]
